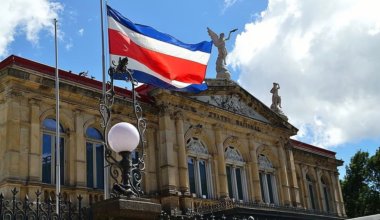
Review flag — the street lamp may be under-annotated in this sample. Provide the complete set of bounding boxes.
[108,122,140,198]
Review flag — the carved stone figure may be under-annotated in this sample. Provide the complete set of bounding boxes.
[270,82,282,111]
[270,82,288,120]
[207,27,238,79]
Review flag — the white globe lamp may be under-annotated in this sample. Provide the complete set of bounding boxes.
[108,122,140,153]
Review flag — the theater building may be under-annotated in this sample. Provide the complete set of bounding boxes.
[0,55,346,219]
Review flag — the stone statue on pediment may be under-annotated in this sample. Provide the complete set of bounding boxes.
[207,27,238,80]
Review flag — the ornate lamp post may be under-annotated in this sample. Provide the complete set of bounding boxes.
[99,57,146,199]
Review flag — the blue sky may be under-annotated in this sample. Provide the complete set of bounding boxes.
[2,0,380,179]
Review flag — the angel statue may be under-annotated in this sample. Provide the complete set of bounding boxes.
[207,27,238,79]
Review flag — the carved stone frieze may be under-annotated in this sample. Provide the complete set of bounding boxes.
[190,95,269,122]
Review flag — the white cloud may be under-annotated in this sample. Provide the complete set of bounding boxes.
[78,28,84,36]
[229,0,380,148]
[0,0,63,58]
[222,0,239,13]
[65,41,73,51]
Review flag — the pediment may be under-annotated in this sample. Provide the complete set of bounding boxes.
[185,79,298,133]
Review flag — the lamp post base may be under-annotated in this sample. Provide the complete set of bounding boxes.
[92,197,162,220]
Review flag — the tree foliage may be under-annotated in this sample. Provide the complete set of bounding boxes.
[341,148,380,218]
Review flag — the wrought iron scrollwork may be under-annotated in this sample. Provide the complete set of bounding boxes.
[99,57,146,198]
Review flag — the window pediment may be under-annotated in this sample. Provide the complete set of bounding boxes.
[186,137,208,156]
[225,146,244,163]
[258,154,274,171]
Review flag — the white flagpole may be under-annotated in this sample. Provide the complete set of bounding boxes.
[100,0,109,199]
[54,18,61,214]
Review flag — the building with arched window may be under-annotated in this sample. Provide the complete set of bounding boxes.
[0,55,346,219]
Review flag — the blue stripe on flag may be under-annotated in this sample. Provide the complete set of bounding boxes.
[107,5,212,53]
[112,70,208,93]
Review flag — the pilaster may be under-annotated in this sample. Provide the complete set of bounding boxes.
[4,93,22,179]
[315,168,324,211]
[247,133,262,203]
[174,111,189,194]
[277,140,291,206]
[286,144,301,207]
[214,124,228,198]
[28,98,41,181]
[300,164,310,209]
[158,104,177,194]
[145,126,158,194]
[74,110,86,186]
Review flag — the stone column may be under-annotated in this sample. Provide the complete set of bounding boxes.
[175,111,189,194]
[158,104,177,194]
[29,99,41,181]
[277,141,291,206]
[286,145,301,207]
[214,124,228,198]
[247,134,262,203]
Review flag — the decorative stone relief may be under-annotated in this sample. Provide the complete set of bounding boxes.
[225,146,244,162]
[190,95,269,122]
[186,137,208,156]
[258,154,273,170]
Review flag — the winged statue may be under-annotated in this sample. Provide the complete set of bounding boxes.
[207,27,238,78]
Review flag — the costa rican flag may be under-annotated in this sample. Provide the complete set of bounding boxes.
[107,5,212,93]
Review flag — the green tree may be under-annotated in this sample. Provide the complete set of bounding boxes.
[341,148,380,218]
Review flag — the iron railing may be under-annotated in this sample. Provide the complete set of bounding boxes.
[0,188,89,220]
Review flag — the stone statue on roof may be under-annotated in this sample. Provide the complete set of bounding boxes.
[207,27,238,80]
[270,82,282,110]
[270,82,287,120]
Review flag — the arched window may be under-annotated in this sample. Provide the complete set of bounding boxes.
[225,146,248,201]
[258,154,279,204]
[306,174,317,210]
[321,177,331,212]
[42,118,65,185]
[86,127,104,189]
[186,137,213,199]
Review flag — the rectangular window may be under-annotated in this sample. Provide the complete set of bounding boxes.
[96,144,104,189]
[267,174,274,203]
[86,143,94,188]
[309,184,316,209]
[259,173,265,202]
[42,134,52,184]
[59,137,64,185]
[236,168,243,200]
[226,166,233,198]
[187,158,196,194]
[324,187,330,212]
[199,160,208,198]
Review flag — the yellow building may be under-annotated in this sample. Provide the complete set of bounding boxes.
[0,55,345,219]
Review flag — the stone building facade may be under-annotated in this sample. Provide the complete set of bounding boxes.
[0,55,345,219]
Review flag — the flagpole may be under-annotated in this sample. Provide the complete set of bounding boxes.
[100,0,109,199]
[54,18,61,214]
